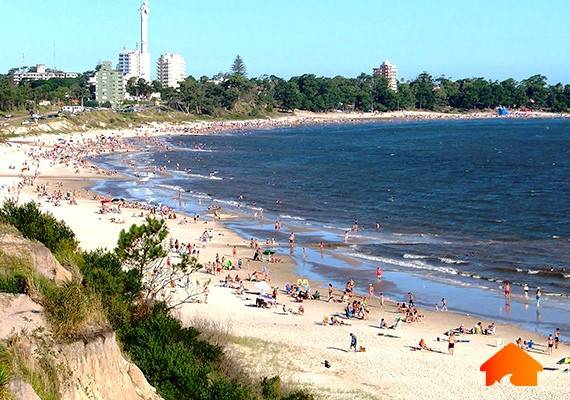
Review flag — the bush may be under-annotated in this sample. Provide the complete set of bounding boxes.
[53,238,83,280]
[0,250,36,296]
[42,282,105,339]
[261,376,282,400]
[118,304,258,400]
[80,250,141,329]
[0,201,77,253]
[0,274,27,294]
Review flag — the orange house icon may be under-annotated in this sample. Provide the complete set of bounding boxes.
[480,343,543,386]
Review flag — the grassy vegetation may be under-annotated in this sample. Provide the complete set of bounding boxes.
[0,344,11,399]
[7,336,63,400]
[0,107,288,137]
[42,282,107,340]
[0,250,46,298]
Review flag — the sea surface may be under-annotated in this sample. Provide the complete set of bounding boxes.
[92,118,570,337]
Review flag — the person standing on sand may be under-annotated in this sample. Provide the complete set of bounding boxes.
[368,283,375,301]
[379,292,384,307]
[349,333,358,352]
[327,283,334,302]
[408,292,415,306]
[554,328,561,349]
[547,335,555,355]
[441,298,448,311]
[448,332,457,355]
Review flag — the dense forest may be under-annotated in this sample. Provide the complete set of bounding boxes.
[1,56,570,115]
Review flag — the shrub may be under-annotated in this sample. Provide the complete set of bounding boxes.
[117,304,259,400]
[261,376,282,400]
[0,250,36,295]
[0,273,27,294]
[53,238,83,280]
[80,249,141,329]
[0,201,77,253]
[42,282,105,339]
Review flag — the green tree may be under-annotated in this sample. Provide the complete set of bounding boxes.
[372,76,398,111]
[116,217,202,309]
[273,79,301,111]
[411,72,436,109]
[522,74,548,109]
[126,77,153,99]
[231,55,247,77]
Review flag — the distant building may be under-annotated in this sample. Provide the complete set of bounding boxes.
[10,64,79,84]
[95,61,124,106]
[117,1,150,82]
[373,61,398,92]
[117,49,141,81]
[157,53,186,88]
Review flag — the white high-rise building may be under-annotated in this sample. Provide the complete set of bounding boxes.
[373,61,398,92]
[157,53,186,88]
[139,0,151,82]
[117,49,141,80]
[117,0,150,82]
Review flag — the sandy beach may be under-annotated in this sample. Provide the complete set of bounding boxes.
[1,121,569,400]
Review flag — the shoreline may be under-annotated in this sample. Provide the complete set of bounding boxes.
[1,122,569,399]
[2,108,570,137]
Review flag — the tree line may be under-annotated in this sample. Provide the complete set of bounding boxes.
[1,56,570,115]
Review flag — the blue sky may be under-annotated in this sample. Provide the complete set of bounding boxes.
[1,0,569,82]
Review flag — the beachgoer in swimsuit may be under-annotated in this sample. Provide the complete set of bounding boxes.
[547,335,555,355]
[448,332,456,355]
[554,328,561,349]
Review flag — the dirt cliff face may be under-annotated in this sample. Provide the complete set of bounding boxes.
[57,332,160,400]
[3,295,161,400]
[0,233,162,400]
[0,233,72,283]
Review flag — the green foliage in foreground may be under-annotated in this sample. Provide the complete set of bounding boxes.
[0,205,313,399]
[80,220,314,400]
[0,344,11,399]
[0,201,77,253]
[118,304,257,400]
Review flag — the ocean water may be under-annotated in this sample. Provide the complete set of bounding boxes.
[92,118,570,336]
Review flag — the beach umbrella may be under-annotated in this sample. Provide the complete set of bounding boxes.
[263,250,276,255]
[557,357,570,365]
[254,281,272,293]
